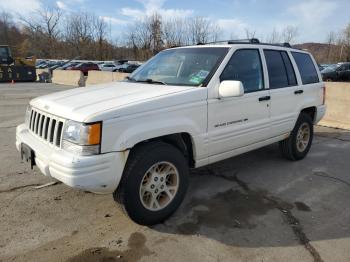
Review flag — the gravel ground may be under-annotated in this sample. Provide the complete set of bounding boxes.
[0,83,349,262]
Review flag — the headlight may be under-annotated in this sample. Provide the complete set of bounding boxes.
[25,105,31,126]
[62,120,102,156]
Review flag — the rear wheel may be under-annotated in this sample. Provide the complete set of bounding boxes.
[279,113,313,161]
[114,142,189,225]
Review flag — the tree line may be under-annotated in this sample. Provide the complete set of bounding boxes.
[0,6,222,61]
[0,5,349,63]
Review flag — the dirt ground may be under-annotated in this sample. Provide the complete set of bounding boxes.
[1,83,350,262]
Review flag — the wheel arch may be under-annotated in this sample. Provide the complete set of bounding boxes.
[300,106,316,123]
[129,133,196,168]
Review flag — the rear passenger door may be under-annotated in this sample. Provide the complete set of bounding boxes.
[263,49,301,136]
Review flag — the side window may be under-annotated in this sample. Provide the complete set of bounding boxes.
[264,50,289,89]
[220,49,264,93]
[339,64,350,71]
[292,52,319,84]
[281,52,297,86]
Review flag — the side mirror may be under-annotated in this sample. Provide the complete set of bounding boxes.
[219,80,244,98]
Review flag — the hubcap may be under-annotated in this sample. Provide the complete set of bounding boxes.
[296,123,310,152]
[139,161,179,211]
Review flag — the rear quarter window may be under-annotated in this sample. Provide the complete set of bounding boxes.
[291,52,319,84]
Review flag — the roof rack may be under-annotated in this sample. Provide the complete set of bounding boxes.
[197,38,294,49]
[199,38,260,45]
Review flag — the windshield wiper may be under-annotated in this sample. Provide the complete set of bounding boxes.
[126,76,136,81]
[135,78,167,85]
[126,77,167,85]
[145,79,167,85]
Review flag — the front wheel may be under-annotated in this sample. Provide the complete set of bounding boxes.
[114,142,189,225]
[279,113,314,161]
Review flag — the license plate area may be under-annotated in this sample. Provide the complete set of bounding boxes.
[21,143,36,169]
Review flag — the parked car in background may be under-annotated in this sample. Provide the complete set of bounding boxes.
[35,60,48,68]
[318,64,327,71]
[48,61,65,71]
[321,62,350,81]
[100,63,119,72]
[57,62,80,70]
[69,62,100,76]
[114,64,140,73]
[36,61,50,69]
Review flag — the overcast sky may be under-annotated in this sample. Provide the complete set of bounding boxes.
[0,0,349,43]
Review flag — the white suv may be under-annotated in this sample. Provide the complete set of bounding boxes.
[16,39,326,225]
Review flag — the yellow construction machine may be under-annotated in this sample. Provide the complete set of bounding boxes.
[0,45,36,82]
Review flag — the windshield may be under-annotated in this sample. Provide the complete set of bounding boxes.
[0,47,9,58]
[129,47,229,86]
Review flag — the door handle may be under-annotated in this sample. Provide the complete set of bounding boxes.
[294,90,304,94]
[259,96,271,101]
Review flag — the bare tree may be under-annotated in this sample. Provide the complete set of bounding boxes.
[343,23,350,61]
[162,18,187,47]
[64,12,95,58]
[266,28,281,43]
[0,11,13,44]
[38,6,62,41]
[187,17,221,44]
[19,5,62,57]
[244,28,256,39]
[150,13,163,53]
[126,17,153,60]
[325,31,336,62]
[281,25,298,43]
[93,17,108,60]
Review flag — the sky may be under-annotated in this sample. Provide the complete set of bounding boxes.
[0,0,349,43]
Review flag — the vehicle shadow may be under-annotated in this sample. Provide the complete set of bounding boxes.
[152,127,350,248]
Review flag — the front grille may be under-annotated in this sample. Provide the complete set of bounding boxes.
[28,108,65,147]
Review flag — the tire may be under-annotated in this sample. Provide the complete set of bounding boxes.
[114,142,189,225]
[279,113,313,161]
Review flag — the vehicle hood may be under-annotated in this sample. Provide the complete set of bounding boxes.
[30,81,203,122]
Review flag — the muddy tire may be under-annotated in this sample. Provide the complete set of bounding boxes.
[279,113,313,161]
[114,142,189,225]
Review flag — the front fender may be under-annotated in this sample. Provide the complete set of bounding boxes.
[101,102,208,161]
[117,117,200,149]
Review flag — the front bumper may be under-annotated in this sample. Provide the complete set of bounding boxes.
[16,124,128,194]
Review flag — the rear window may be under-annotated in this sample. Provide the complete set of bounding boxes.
[292,52,319,84]
[264,50,296,89]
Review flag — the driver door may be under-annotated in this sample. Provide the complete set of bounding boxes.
[208,48,271,161]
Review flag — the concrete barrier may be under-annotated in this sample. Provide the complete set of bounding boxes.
[112,72,129,81]
[85,71,113,86]
[86,71,129,86]
[318,82,350,130]
[51,70,85,87]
